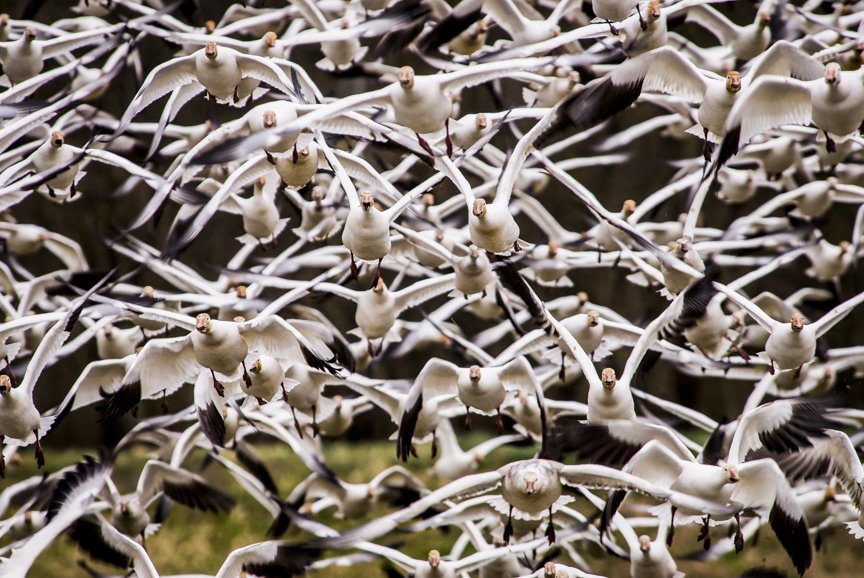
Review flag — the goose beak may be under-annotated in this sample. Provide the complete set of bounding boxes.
[523,474,537,494]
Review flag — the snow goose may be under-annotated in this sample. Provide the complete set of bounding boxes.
[0,222,87,272]
[611,440,812,575]
[554,289,690,422]
[481,0,575,46]
[97,304,340,420]
[313,274,456,354]
[560,41,823,149]
[717,61,864,165]
[343,375,460,457]
[191,57,553,164]
[430,418,525,481]
[116,41,297,131]
[311,458,733,548]
[1,454,111,578]
[391,224,496,297]
[293,465,428,520]
[0,285,103,476]
[102,458,235,540]
[0,23,122,85]
[278,362,342,436]
[771,429,864,540]
[607,512,682,578]
[685,3,772,62]
[722,289,864,374]
[396,356,543,462]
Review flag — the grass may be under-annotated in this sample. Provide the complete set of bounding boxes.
[2,440,861,577]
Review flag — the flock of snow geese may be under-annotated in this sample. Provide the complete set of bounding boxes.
[2,0,864,576]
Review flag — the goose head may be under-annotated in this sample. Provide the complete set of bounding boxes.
[756,11,771,29]
[601,368,616,390]
[24,27,37,42]
[427,550,441,568]
[672,236,692,255]
[204,42,218,59]
[250,359,263,374]
[645,1,661,23]
[790,313,805,333]
[262,110,277,128]
[195,313,212,334]
[824,62,841,85]
[0,374,11,395]
[359,191,374,211]
[204,20,216,34]
[638,534,651,553]
[622,199,637,218]
[725,464,740,483]
[372,276,386,294]
[472,198,487,218]
[398,66,415,89]
[469,365,481,382]
[824,484,837,502]
[546,240,558,257]
[475,113,488,130]
[587,310,600,327]
[725,71,742,93]
[263,31,278,47]
[50,131,64,149]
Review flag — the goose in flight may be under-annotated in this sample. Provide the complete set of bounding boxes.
[313,275,456,355]
[396,355,544,462]
[308,458,734,549]
[610,440,812,576]
[717,61,864,166]
[722,289,864,375]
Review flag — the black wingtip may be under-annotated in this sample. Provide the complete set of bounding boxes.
[396,393,423,463]
[96,381,142,423]
[197,401,226,448]
[769,501,811,576]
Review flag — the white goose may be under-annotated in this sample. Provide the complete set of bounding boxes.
[117,41,297,127]
[313,274,456,354]
[616,440,812,575]
[396,356,543,460]
[722,289,864,375]
[718,61,864,160]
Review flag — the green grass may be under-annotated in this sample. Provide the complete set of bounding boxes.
[2,441,860,577]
